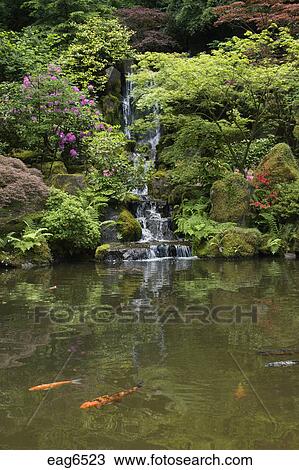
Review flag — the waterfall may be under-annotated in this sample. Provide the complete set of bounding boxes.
[122,68,194,259]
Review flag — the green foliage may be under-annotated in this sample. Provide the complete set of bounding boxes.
[174,199,235,242]
[132,28,298,194]
[0,28,60,83]
[0,68,110,164]
[86,130,146,202]
[271,181,299,223]
[42,188,101,252]
[6,221,51,253]
[62,16,135,90]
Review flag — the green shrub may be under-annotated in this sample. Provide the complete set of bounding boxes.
[271,181,299,222]
[42,189,101,253]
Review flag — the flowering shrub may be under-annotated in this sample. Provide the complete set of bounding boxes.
[250,172,278,210]
[0,66,111,166]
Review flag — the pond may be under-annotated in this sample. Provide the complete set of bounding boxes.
[0,258,299,450]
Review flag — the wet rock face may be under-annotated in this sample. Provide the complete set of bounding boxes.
[95,242,192,264]
[256,143,299,184]
[210,173,251,224]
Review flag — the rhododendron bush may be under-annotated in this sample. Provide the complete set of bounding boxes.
[0,66,114,166]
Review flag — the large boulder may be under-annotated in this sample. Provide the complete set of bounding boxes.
[0,156,49,232]
[194,227,262,258]
[210,173,251,224]
[50,173,86,195]
[118,209,142,242]
[256,143,299,184]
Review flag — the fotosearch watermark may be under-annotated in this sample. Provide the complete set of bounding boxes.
[33,304,259,325]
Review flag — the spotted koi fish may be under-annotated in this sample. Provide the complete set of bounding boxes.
[80,383,143,410]
[29,378,82,391]
[265,360,299,368]
[257,348,299,356]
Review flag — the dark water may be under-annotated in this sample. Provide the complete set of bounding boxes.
[0,258,299,450]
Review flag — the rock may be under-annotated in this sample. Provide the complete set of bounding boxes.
[118,209,142,242]
[256,143,299,184]
[39,161,68,178]
[210,173,251,223]
[194,227,262,258]
[100,93,121,124]
[95,244,111,261]
[220,227,262,257]
[0,239,52,269]
[50,173,86,195]
[148,170,170,201]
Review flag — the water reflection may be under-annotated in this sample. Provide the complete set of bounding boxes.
[0,259,299,449]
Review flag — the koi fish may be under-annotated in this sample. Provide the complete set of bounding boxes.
[233,383,247,400]
[257,348,299,356]
[29,378,82,391]
[80,383,143,410]
[265,360,299,368]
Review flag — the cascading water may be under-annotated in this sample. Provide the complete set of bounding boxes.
[122,68,194,260]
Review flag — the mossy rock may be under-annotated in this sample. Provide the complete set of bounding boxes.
[39,161,68,178]
[100,93,121,124]
[148,170,171,201]
[50,173,86,195]
[194,227,262,258]
[118,209,142,242]
[95,244,111,261]
[0,240,52,269]
[10,149,40,164]
[257,143,299,184]
[210,174,251,223]
[220,227,262,258]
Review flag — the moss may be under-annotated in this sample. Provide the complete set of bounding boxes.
[10,149,39,163]
[118,209,142,242]
[95,243,111,261]
[220,227,262,258]
[100,93,121,124]
[39,161,68,178]
[194,227,262,258]
[148,169,171,201]
[257,143,299,184]
[0,240,52,269]
[210,174,251,223]
[50,173,86,195]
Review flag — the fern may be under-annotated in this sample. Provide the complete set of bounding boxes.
[7,222,52,254]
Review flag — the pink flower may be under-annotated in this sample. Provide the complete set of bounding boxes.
[103,169,112,177]
[72,86,80,93]
[87,84,94,91]
[22,76,31,89]
[50,76,58,81]
[70,149,78,158]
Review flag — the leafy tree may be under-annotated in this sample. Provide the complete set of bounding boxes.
[0,28,60,83]
[213,0,299,31]
[117,7,178,51]
[132,28,298,196]
[0,0,31,30]
[62,16,135,90]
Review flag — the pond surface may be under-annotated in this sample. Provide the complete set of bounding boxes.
[0,258,299,450]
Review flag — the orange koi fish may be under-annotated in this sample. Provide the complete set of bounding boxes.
[234,383,247,400]
[29,378,81,391]
[80,383,143,410]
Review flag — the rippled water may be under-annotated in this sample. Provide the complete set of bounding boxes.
[0,258,299,449]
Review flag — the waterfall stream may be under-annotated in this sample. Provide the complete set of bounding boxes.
[122,69,193,260]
